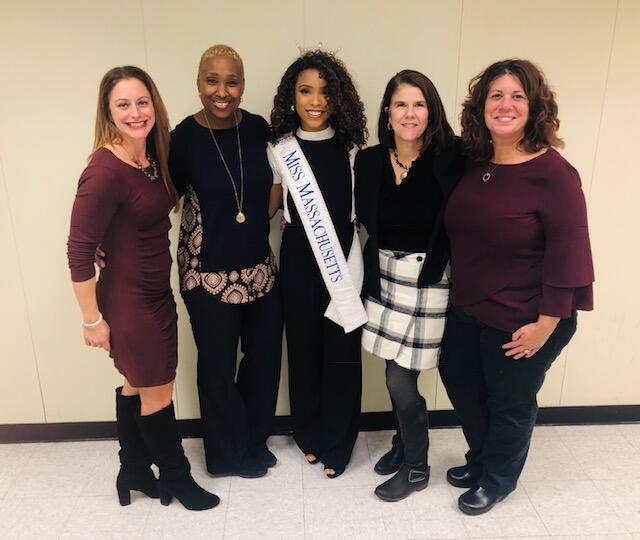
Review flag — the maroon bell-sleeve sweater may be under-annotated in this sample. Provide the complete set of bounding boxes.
[444,148,594,333]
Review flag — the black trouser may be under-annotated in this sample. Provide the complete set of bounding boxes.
[385,360,429,468]
[182,284,283,474]
[281,227,362,470]
[439,306,577,495]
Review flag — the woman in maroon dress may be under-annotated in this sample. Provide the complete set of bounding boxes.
[67,66,218,511]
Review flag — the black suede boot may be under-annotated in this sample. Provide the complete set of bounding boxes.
[115,387,158,506]
[136,402,220,511]
[374,433,404,475]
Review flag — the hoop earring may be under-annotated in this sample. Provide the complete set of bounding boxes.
[290,105,295,112]
[387,121,392,131]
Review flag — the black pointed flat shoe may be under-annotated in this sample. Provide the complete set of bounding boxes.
[458,487,506,515]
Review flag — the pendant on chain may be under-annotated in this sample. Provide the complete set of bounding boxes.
[236,212,246,224]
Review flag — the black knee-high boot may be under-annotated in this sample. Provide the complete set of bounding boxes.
[115,387,158,506]
[375,400,430,502]
[136,402,220,511]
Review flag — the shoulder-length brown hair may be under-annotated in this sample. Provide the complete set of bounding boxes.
[270,50,367,150]
[92,66,176,205]
[378,69,455,154]
[461,59,563,161]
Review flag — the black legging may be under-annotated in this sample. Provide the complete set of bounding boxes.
[385,360,429,468]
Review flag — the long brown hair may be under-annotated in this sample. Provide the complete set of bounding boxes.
[461,59,563,161]
[92,66,176,205]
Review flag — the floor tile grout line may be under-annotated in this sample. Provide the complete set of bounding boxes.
[521,481,553,537]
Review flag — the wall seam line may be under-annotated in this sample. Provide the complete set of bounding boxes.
[0,152,48,422]
[453,0,465,133]
[139,0,150,69]
[558,0,620,407]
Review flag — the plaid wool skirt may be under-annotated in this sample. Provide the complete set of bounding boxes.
[362,249,450,371]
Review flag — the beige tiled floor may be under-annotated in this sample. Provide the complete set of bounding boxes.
[1,425,639,539]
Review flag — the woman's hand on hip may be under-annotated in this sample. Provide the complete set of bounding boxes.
[83,320,111,352]
[502,315,560,360]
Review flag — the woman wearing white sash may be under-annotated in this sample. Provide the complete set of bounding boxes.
[269,51,367,478]
[355,70,465,501]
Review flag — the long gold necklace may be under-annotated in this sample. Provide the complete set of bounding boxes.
[202,109,245,224]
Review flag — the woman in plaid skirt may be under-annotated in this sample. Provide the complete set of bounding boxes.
[355,70,465,501]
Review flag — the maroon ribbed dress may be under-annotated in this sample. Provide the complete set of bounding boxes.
[67,147,177,387]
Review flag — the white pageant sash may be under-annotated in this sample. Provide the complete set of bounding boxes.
[269,134,367,333]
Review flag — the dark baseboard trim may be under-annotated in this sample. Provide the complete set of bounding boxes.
[2,405,639,444]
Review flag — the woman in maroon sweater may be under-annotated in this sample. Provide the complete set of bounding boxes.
[67,66,218,511]
[440,59,594,515]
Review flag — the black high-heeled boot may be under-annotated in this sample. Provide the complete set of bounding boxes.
[136,402,220,511]
[115,387,158,506]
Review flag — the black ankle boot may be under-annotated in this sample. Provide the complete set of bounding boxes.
[136,402,220,511]
[115,387,158,505]
[446,465,477,488]
[374,464,430,502]
[374,434,404,475]
[458,487,506,515]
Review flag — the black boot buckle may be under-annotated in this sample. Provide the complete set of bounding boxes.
[408,469,427,483]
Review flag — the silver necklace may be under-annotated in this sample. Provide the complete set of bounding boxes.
[121,146,159,182]
[202,109,245,224]
[482,162,500,183]
[392,148,417,180]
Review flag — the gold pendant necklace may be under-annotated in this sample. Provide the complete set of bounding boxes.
[202,109,245,223]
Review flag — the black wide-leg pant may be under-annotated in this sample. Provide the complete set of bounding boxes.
[439,306,576,495]
[182,284,283,474]
[281,227,362,471]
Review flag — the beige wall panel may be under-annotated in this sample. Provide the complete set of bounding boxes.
[434,376,453,410]
[0,159,45,423]
[305,0,463,413]
[456,0,617,196]
[561,0,640,405]
[0,1,148,422]
[304,0,463,142]
[140,0,304,418]
[142,0,304,129]
[455,0,618,407]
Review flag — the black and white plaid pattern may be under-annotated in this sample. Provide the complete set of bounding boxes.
[362,249,449,370]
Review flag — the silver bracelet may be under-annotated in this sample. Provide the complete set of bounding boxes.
[82,312,103,328]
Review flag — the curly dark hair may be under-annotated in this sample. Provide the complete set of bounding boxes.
[377,69,455,154]
[270,50,367,149]
[461,59,563,161]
